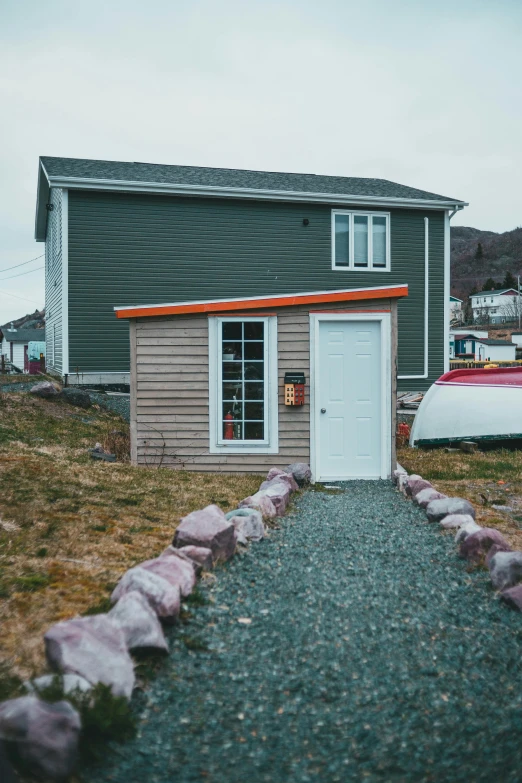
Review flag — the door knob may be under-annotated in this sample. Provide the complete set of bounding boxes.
[321,408,326,414]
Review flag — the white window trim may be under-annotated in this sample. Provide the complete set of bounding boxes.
[331,210,391,272]
[208,316,279,455]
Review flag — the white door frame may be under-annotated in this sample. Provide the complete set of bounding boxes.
[309,312,392,482]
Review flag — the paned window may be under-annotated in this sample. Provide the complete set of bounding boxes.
[209,316,278,454]
[332,211,390,271]
[220,320,266,442]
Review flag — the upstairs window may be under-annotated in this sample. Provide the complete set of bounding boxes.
[332,211,390,271]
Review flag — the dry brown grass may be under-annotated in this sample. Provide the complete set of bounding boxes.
[398,445,522,550]
[0,391,261,683]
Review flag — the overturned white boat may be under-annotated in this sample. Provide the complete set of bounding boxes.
[410,367,522,447]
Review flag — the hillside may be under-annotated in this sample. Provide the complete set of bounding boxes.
[0,308,45,332]
[451,226,522,299]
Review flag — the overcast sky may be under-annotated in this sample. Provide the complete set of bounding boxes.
[1,0,521,322]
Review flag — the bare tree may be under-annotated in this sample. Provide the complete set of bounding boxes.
[500,295,522,325]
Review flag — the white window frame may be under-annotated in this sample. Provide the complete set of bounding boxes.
[331,210,391,272]
[208,316,279,455]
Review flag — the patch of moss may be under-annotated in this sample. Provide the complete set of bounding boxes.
[182,635,210,652]
[185,586,209,607]
[83,597,113,616]
[34,677,136,762]
[118,497,141,507]
[0,663,23,701]
[13,572,51,593]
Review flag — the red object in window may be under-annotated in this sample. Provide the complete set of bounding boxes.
[224,412,234,439]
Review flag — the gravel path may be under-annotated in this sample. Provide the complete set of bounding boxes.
[85,481,522,782]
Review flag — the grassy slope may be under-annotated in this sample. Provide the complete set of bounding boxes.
[0,388,261,685]
[398,445,522,549]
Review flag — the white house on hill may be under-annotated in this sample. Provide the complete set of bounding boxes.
[471,288,521,324]
[449,295,463,323]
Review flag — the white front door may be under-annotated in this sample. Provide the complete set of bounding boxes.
[317,319,382,479]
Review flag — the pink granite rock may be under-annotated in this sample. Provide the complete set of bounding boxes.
[0,695,80,780]
[407,477,434,498]
[455,520,481,544]
[392,468,408,486]
[44,615,135,699]
[404,475,425,496]
[29,380,61,399]
[242,483,290,517]
[173,504,236,561]
[239,492,277,520]
[266,467,286,481]
[440,513,475,530]
[109,591,168,652]
[459,528,512,563]
[426,496,476,523]
[285,462,312,486]
[0,740,15,783]
[160,544,214,572]
[413,488,447,508]
[488,551,522,591]
[111,566,181,622]
[501,583,522,611]
[140,554,196,597]
[262,470,299,492]
[397,473,409,495]
[225,508,265,544]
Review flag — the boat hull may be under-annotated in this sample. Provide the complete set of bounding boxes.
[410,381,522,446]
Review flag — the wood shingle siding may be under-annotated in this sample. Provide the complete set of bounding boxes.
[133,298,397,473]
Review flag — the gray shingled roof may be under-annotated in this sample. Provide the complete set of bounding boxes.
[40,156,463,203]
[1,328,45,343]
[474,288,519,296]
[477,338,514,346]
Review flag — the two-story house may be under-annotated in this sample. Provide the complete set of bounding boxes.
[471,288,521,324]
[35,157,466,479]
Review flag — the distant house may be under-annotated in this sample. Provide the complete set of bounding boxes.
[0,325,46,371]
[471,288,521,324]
[449,295,463,323]
[454,334,516,361]
[511,332,522,348]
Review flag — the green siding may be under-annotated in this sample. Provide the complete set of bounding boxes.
[68,190,445,390]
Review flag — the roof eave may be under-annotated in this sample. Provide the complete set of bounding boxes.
[46,175,468,210]
[35,160,51,242]
[114,284,409,319]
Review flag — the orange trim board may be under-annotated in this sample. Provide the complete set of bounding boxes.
[115,286,408,319]
[310,309,390,313]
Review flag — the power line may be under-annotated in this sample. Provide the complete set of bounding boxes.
[0,253,44,274]
[0,265,44,282]
[0,289,42,306]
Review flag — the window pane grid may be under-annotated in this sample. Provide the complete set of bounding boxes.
[333,212,389,271]
[221,321,266,442]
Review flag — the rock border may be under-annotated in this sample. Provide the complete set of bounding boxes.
[394,466,519,609]
[0,462,309,780]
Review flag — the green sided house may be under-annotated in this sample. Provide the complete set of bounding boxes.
[34,156,466,479]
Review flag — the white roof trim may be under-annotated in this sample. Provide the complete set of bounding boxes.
[46,174,468,210]
[114,283,408,313]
